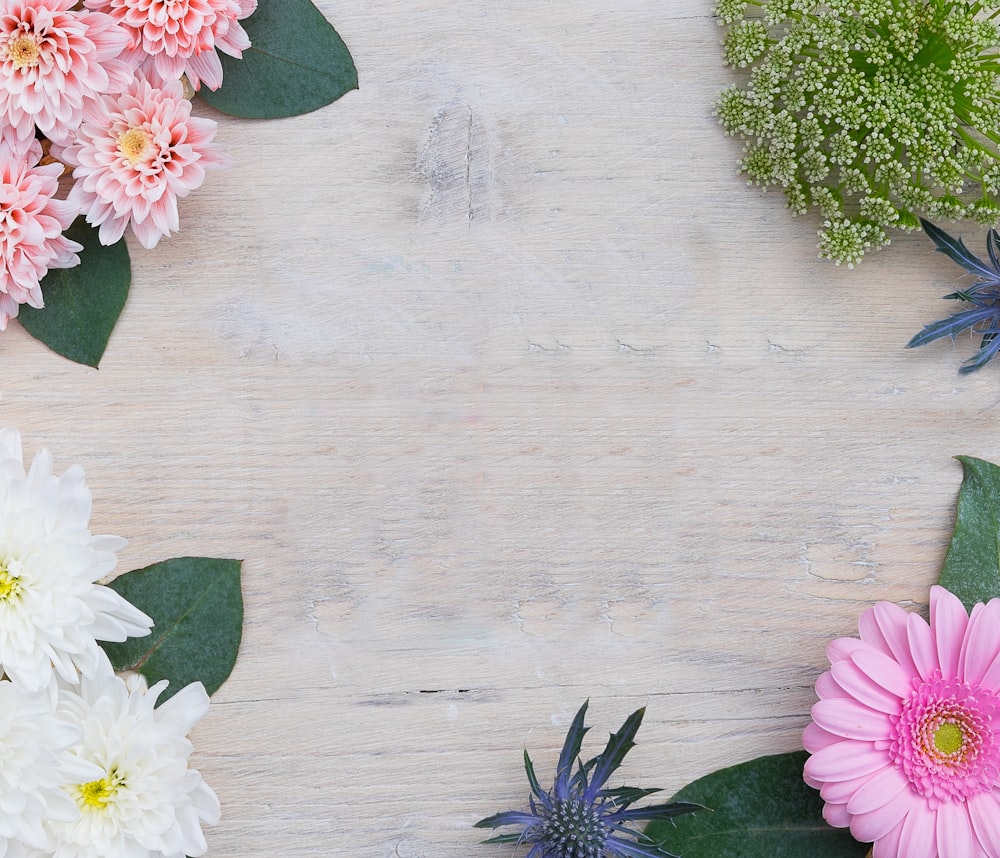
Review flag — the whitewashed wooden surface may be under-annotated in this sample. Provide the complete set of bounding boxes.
[4,0,999,854]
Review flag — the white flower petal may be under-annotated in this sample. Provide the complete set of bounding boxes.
[0,430,152,693]
[50,664,218,858]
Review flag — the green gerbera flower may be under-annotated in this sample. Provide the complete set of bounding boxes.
[717,0,1000,266]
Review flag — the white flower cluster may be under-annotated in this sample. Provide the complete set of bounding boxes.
[716,0,1000,266]
[0,429,219,858]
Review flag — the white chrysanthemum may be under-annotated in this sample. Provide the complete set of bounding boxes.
[51,665,220,858]
[0,429,152,692]
[0,679,101,858]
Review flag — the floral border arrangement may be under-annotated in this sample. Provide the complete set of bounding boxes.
[0,428,242,857]
[0,0,357,367]
[715,0,1000,372]
[476,456,1000,857]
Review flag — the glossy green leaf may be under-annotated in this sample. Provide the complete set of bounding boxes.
[198,0,357,119]
[18,218,130,367]
[938,456,1000,610]
[645,752,868,858]
[101,558,243,702]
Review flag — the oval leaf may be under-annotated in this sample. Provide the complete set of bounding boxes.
[938,456,1000,610]
[198,0,358,119]
[100,557,243,702]
[645,751,868,858]
[18,217,130,367]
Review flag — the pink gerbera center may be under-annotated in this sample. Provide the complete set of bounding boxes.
[888,671,1000,807]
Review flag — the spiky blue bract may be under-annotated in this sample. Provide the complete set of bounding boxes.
[909,218,1000,372]
[474,701,703,858]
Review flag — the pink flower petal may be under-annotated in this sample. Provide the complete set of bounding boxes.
[822,800,850,828]
[959,602,999,686]
[830,659,902,714]
[872,818,904,858]
[931,585,970,680]
[907,611,939,680]
[858,604,886,646]
[811,697,890,741]
[805,743,890,783]
[969,793,1000,858]
[977,646,1000,694]
[871,600,921,678]
[969,837,992,858]
[850,647,912,697]
[815,670,849,700]
[845,764,909,816]
[828,635,866,664]
[820,774,873,805]
[898,803,938,858]
[937,800,973,858]
[802,721,840,754]
[850,794,911,843]
[970,602,1000,691]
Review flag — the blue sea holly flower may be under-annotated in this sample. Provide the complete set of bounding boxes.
[474,701,702,858]
[908,217,1000,372]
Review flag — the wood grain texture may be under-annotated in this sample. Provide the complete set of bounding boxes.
[4,0,999,855]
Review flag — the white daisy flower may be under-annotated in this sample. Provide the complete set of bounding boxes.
[0,429,152,692]
[0,679,101,858]
[51,664,220,858]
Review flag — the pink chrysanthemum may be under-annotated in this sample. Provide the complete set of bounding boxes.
[0,0,132,143]
[0,134,80,329]
[84,0,257,91]
[58,73,231,249]
[804,586,1000,858]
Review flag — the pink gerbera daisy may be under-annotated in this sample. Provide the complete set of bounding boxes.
[804,585,1000,858]
[0,134,81,329]
[85,0,257,91]
[0,0,132,143]
[58,73,231,249]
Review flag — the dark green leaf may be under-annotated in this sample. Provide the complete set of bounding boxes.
[198,0,357,119]
[645,751,869,858]
[606,837,680,858]
[18,218,130,367]
[938,456,1000,609]
[100,557,243,702]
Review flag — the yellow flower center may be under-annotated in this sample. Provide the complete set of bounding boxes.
[0,559,23,603]
[8,36,39,69]
[934,721,964,755]
[118,128,151,165]
[76,770,124,810]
